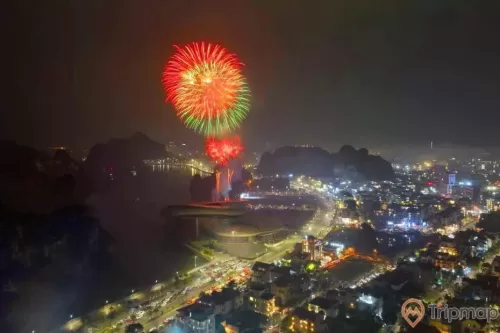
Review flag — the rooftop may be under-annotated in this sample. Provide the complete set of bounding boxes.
[177,303,213,322]
[214,223,261,237]
[260,292,274,301]
[463,275,499,290]
[252,261,273,272]
[224,310,268,332]
[292,307,317,322]
[199,287,240,306]
[309,297,337,309]
[273,273,307,287]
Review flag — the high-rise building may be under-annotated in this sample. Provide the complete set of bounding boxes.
[438,173,456,196]
[446,173,456,196]
[302,235,322,260]
[486,198,500,212]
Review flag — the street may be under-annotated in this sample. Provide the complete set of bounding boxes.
[60,186,339,333]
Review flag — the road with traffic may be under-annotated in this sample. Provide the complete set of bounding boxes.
[56,183,339,333]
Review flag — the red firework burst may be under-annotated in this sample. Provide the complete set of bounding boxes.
[205,136,243,165]
[162,42,250,136]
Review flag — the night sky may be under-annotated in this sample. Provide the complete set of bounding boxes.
[4,0,500,152]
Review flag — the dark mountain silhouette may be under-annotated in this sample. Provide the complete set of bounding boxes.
[0,141,81,213]
[51,149,77,170]
[50,149,79,178]
[257,145,394,180]
[80,132,169,194]
[259,146,333,178]
[0,204,114,333]
[0,136,172,333]
[0,140,48,179]
[85,132,168,170]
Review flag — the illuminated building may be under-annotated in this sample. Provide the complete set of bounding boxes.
[486,198,500,212]
[221,311,268,333]
[340,209,360,226]
[438,238,458,256]
[434,253,458,271]
[356,293,383,317]
[434,238,459,270]
[322,242,344,257]
[251,262,273,284]
[308,297,339,319]
[437,173,456,196]
[486,199,494,211]
[199,288,243,315]
[247,293,277,316]
[447,173,456,195]
[439,246,458,256]
[302,236,314,257]
[326,289,358,307]
[250,262,290,285]
[289,308,323,332]
[177,303,215,333]
[302,235,323,261]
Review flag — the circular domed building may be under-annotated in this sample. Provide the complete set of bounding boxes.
[212,223,261,243]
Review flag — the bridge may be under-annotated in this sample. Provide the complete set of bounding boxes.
[186,164,213,174]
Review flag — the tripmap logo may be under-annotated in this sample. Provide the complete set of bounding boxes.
[401,298,499,326]
[401,298,425,328]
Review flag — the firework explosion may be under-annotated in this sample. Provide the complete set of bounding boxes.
[205,136,243,165]
[163,42,250,136]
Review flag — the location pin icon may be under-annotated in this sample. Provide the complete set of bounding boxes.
[401,298,425,328]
